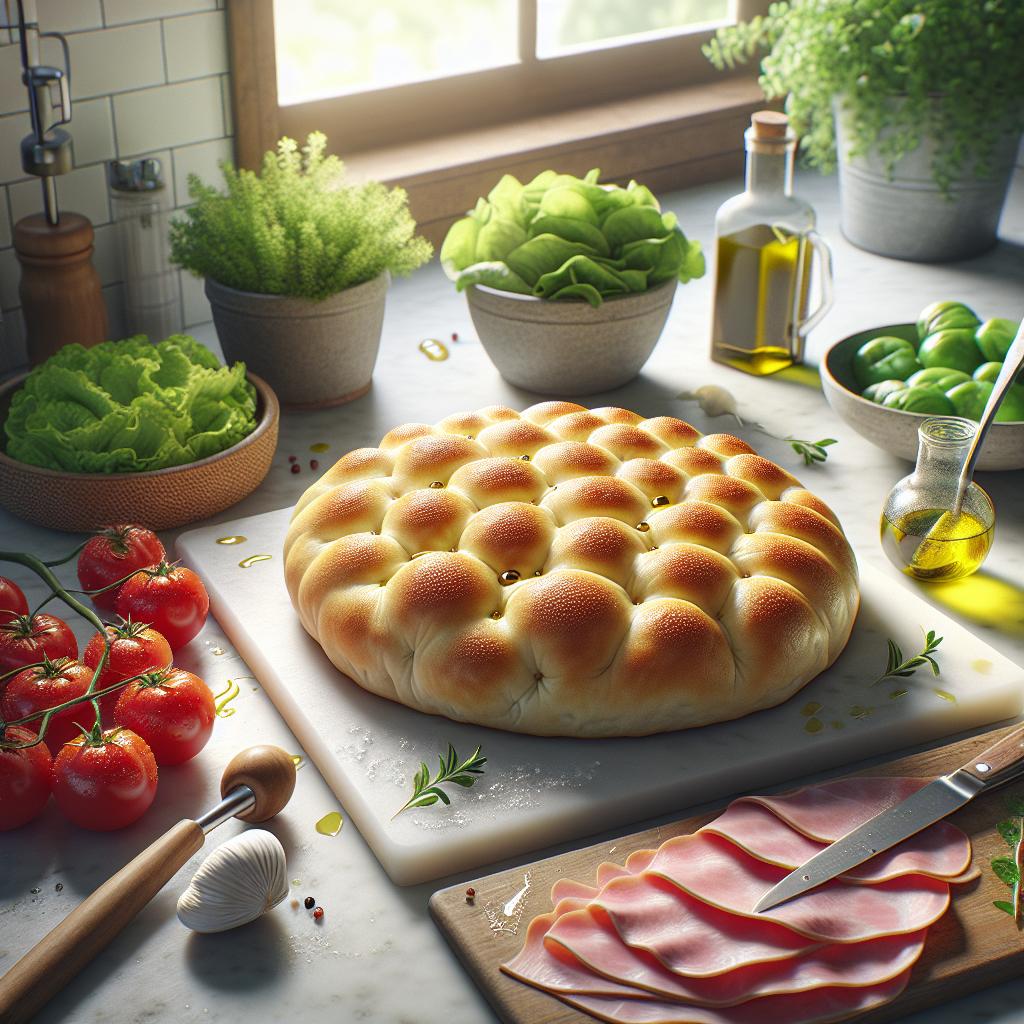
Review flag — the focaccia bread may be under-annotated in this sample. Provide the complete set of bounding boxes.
[284,402,858,737]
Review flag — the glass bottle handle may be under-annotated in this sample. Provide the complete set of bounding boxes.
[797,230,834,336]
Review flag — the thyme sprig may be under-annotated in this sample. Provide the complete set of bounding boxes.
[392,743,487,819]
[991,796,1024,927]
[787,437,837,466]
[870,630,943,687]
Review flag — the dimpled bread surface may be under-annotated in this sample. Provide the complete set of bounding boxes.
[283,402,859,737]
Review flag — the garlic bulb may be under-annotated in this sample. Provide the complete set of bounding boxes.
[177,829,288,933]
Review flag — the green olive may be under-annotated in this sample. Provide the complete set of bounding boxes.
[918,329,984,375]
[882,386,955,415]
[853,336,921,389]
[916,300,980,340]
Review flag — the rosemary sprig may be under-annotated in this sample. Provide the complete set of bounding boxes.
[870,630,943,687]
[392,742,487,819]
[786,437,837,466]
[991,796,1024,927]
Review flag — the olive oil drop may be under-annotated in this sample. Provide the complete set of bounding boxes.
[710,111,832,375]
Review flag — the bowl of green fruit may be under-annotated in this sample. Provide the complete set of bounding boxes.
[821,301,1023,470]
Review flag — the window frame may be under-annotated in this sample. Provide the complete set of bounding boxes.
[230,0,768,166]
[227,0,773,243]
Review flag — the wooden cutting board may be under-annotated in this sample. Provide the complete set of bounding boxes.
[430,724,1024,1024]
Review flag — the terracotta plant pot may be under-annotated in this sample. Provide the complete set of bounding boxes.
[465,278,677,396]
[0,372,279,532]
[205,273,388,410]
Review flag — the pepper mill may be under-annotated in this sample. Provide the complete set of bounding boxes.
[11,0,107,366]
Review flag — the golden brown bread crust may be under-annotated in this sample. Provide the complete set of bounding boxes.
[284,403,859,737]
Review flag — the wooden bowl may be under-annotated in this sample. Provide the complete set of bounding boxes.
[821,323,1024,470]
[0,372,279,532]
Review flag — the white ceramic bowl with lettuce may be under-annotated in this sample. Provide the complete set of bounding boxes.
[441,170,705,396]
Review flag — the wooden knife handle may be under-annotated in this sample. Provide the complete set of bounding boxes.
[0,819,203,1024]
[961,726,1024,784]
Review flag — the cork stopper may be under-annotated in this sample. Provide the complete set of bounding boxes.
[751,110,789,140]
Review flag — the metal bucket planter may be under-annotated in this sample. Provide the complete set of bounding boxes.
[205,272,388,410]
[835,100,1020,262]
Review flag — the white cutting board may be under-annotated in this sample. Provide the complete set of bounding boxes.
[178,508,1024,886]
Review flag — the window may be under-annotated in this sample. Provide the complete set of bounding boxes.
[229,0,769,238]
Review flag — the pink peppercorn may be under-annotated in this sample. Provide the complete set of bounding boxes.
[290,463,300,474]
[310,459,319,470]
[313,906,324,921]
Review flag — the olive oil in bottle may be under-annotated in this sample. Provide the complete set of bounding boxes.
[710,111,832,375]
[880,507,994,582]
[880,417,996,583]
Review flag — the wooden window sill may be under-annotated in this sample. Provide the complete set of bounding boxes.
[341,78,766,247]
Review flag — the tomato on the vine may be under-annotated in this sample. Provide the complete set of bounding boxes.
[82,621,172,692]
[114,668,215,766]
[77,525,166,612]
[114,563,209,650]
[0,614,78,675]
[51,726,158,831]
[0,577,29,619]
[0,726,52,830]
[1,657,100,755]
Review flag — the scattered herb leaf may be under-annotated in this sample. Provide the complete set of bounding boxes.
[870,630,943,686]
[990,801,1024,928]
[392,743,487,819]
[786,437,837,466]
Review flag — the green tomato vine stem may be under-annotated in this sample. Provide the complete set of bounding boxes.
[0,547,113,748]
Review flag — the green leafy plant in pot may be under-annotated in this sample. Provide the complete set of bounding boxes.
[171,132,432,409]
[440,168,705,395]
[704,1,1024,262]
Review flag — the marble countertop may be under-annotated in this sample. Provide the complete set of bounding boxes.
[3,168,1024,1024]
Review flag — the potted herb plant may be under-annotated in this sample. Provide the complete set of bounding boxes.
[705,1,1024,262]
[440,169,705,395]
[171,133,432,409]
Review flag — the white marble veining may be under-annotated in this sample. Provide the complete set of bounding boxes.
[2,168,1023,1024]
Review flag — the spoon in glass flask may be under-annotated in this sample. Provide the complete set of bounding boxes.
[880,319,1024,582]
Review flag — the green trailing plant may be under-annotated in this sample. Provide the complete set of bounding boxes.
[704,0,1024,192]
[170,132,432,300]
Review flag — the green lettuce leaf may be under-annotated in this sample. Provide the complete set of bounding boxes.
[3,335,258,474]
[439,167,706,305]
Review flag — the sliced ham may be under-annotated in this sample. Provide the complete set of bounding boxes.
[505,904,925,1004]
[555,971,911,1024]
[701,801,972,882]
[500,776,972,1024]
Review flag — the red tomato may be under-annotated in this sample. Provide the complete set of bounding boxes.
[77,524,166,612]
[114,668,215,766]
[0,726,52,830]
[51,728,158,831]
[0,614,78,676]
[82,621,173,692]
[0,577,29,618]
[1,658,100,755]
[114,563,209,650]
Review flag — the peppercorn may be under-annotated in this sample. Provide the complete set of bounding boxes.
[451,332,459,342]
[313,906,324,921]
[304,896,315,909]
[310,459,319,470]
[288,455,297,463]
[290,463,300,474]
[465,886,476,903]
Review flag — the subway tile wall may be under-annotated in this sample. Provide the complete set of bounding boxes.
[0,0,232,374]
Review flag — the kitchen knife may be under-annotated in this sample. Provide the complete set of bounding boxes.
[754,724,1024,913]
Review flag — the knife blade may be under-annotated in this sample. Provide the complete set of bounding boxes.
[754,723,1024,914]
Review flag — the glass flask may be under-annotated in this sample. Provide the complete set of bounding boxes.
[880,417,995,582]
[710,110,834,375]
[109,158,182,341]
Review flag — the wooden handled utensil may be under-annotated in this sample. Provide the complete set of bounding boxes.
[0,745,296,1024]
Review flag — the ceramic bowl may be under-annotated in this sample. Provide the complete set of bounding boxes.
[0,372,279,532]
[465,278,676,395]
[821,323,1024,470]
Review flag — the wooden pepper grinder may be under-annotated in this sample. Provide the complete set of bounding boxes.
[11,0,107,366]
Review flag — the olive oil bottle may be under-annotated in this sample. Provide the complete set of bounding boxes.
[710,111,833,375]
[880,417,995,582]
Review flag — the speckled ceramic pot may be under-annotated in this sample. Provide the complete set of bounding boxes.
[465,278,677,396]
[206,273,388,410]
[821,323,1024,470]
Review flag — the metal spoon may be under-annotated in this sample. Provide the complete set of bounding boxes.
[953,319,1024,517]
